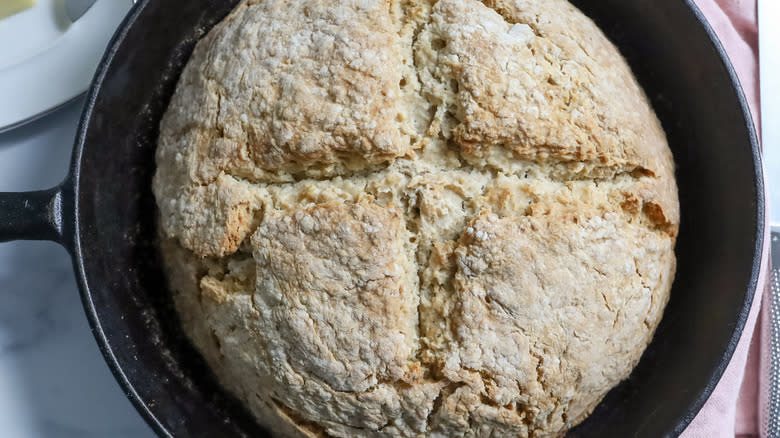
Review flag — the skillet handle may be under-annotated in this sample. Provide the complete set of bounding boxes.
[0,187,66,244]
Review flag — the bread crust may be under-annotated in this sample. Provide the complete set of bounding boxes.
[153,0,679,436]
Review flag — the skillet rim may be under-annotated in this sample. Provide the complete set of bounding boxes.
[65,0,765,436]
[67,2,172,436]
[660,1,764,433]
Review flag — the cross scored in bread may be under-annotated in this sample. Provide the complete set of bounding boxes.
[153,0,679,436]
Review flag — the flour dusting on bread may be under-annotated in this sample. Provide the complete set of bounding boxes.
[153,0,679,436]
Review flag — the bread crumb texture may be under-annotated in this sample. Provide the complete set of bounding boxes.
[153,0,679,436]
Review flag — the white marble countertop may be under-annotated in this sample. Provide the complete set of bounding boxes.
[0,99,154,437]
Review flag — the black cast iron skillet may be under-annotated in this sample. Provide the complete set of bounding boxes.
[0,0,763,436]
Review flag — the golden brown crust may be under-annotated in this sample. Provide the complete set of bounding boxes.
[154,0,680,436]
[425,209,674,434]
[250,201,419,392]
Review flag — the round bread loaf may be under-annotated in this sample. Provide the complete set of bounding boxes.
[153,0,680,436]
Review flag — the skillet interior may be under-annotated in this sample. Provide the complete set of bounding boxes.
[69,0,762,436]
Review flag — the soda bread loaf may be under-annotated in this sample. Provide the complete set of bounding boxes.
[153,0,679,436]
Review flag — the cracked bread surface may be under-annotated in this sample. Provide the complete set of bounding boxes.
[153,0,679,436]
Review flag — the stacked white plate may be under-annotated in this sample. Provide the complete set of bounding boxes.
[0,0,133,132]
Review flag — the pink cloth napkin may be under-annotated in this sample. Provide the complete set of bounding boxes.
[680,1,766,437]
